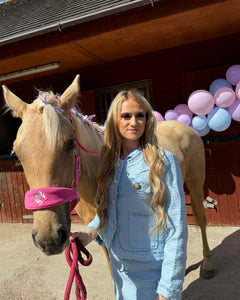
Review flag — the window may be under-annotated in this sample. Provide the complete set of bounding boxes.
[95,79,153,123]
[0,110,21,157]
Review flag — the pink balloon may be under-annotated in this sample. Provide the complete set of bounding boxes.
[188,90,214,115]
[152,110,164,122]
[214,87,235,108]
[174,104,193,118]
[227,98,240,122]
[226,64,240,86]
[177,114,191,125]
[235,81,240,99]
[164,110,179,120]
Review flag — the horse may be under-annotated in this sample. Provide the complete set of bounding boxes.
[2,75,214,279]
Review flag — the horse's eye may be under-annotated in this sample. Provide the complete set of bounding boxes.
[67,139,75,151]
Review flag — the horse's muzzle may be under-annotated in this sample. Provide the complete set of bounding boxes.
[32,225,69,255]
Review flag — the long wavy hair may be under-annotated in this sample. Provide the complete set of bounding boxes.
[95,89,167,233]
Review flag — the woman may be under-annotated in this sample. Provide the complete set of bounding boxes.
[71,89,188,300]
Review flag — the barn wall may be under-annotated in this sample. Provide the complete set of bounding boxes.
[0,159,31,223]
[185,141,240,226]
[1,140,240,225]
[0,36,240,225]
[0,159,83,223]
[204,140,240,225]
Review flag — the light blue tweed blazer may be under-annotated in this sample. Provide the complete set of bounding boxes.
[87,148,188,299]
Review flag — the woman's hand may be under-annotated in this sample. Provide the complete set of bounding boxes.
[70,228,97,247]
[154,296,168,300]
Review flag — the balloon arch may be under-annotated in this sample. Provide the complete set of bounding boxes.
[153,64,240,137]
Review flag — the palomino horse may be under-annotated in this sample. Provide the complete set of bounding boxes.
[2,75,213,279]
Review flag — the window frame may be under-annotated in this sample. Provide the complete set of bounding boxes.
[95,79,153,123]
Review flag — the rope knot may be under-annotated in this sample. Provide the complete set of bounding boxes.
[64,239,92,300]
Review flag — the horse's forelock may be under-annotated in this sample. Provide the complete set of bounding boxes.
[37,90,58,105]
[35,91,64,151]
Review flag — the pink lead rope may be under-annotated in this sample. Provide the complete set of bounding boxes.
[64,111,96,300]
[65,239,92,300]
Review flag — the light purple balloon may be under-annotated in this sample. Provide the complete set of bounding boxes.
[164,110,179,120]
[177,114,191,125]
[227,98,240,122]
[235,81,240,99]
[188,90,214,115]
[226,64,240,86]
[174,104,193,118]
[214,87,235,108]
[152,110,164,122]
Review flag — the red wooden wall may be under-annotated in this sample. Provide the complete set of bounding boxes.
[1,139,240,225]
[204,140,240,225]
[0,160,83,223]
[185,140,240,225]
[0,160,31,223]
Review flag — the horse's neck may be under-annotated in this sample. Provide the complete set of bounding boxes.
[74,117,103,206]
[77,158,99,206]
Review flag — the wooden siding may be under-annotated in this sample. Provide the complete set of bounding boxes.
[0,160,31,223]
[204,140,240,225]
[185,140,240,226]
[0,159,83,223]
[1,137,240,225]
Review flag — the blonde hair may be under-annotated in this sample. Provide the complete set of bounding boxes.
[96,89,167,233]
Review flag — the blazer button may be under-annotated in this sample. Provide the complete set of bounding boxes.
[114,179,118,184]
[112,199,115,205]
[134,183,141,189]
[111,221,115,228]
[116,162,121,168]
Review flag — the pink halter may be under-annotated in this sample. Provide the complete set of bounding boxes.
[24,95,98,211]
[25,187,79,211]
[25,155,81,211]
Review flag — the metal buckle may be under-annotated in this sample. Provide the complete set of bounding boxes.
[203,196,218,209]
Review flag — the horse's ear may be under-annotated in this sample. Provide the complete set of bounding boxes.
[2,85,28,119]
[59,75,80,110]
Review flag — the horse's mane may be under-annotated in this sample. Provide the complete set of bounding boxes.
[33,91,104,181]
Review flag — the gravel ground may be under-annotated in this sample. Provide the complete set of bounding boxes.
[0,223,240,300]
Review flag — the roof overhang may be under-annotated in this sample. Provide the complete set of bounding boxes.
[1,0,240,85]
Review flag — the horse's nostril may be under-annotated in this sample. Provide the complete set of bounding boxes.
[32,229,37,242]
[57,227,68,246]
[31,227,68,254]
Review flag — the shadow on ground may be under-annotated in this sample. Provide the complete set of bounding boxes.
[183,229,240,300]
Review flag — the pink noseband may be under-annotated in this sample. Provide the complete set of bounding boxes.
[25,154,81,212]
[25,187,79,211]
